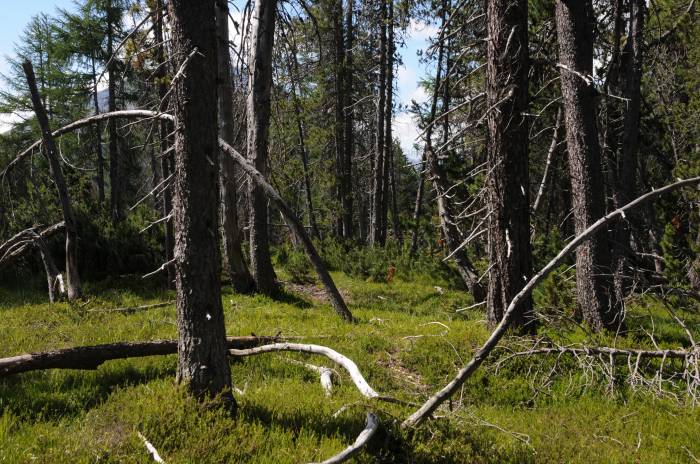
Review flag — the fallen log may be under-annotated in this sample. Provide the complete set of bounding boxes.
[0,336,280,378]
[87,301,175,313]
[0,222,64,269]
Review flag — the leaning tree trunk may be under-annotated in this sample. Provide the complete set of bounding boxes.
[154,0,176,288]
[485,0,534,329]
[409,152,426,257]
[216,0,254,293]
[369,0,387,247]
[247,0,279,296]
[22,61,82,301]
[555,0,621,331]
[167,0,234,405]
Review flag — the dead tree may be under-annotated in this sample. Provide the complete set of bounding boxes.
[247,0,279,295]
[216,0,254,293]
[402,175,700,429]
[22,60,82,301]
[555,0,621,331]
[168,0,233,405]
[154,0,176,288]
[423,0,484,301]
[485,0,534,329]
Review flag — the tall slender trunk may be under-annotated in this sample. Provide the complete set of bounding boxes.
[155,0,176,288]
[341,0,355,239]
[247,0,278,295]
[91,55,104,204]
[384,0,397,243]
[23,61,82,301]
[216,0,254,293]
[555,0,621,331]
[332,0,347,239]
[107,0,121,223]
[168,0,234,405]
[283,35,320,239]
[369,0,387,247]
[613,0,646,297]
[486,0,534,329]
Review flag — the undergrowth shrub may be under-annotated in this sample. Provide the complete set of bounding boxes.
[277,244,314,284]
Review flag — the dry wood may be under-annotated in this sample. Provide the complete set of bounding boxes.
[402,176,700,428]
[0,336,279,378]
[309,412,379,464]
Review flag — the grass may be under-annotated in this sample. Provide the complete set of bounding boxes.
[1,270,699,463]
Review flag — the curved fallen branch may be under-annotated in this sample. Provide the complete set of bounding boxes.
[87,301,174,313]
[309,412,379,464]
[402,176,700,428]
[3,110,353,322]
[0,336,280,378]
[230,343,378,398]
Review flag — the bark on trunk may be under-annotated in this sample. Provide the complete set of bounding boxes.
[216,0,254,293]
[555,0,621,331]
[486,0,534,329]
[168,0,234,404]
[369,0,387,247]
[247,0,279,295]
[22,61,82,301]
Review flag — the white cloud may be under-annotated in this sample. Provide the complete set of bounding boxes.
[393,111,423,162]
[406,19,439,42]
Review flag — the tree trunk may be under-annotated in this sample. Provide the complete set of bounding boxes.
[22,61,82,301]
[91,55,104,204]
[341,0,355,239]
[247,0,278,295]
[369,0,387,247]
[168,0,234,405]
[613,0,646,298]
[154,0,176,288]
[30,229,64,304]
[332,0,347,240]
[555,0,621,331]
[384,0,397,242]
[486,0,534,329]
[216,0,254,293]
[107,0,121,223]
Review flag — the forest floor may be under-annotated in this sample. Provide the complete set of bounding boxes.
[1,270,699,463]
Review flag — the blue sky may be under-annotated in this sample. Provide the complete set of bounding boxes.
[1,1,432,158]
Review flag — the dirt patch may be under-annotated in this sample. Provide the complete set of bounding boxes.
[281,280,353,305]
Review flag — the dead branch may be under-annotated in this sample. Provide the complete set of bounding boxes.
[137,431,166,463]
[230,343,378,398]
[0,336,280,378]
[402,176,700,428]
[309,413,379,464]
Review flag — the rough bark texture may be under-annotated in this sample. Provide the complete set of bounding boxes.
[555,0,621,331]
[22,61,82,301]
[247,0,279,295]
[168,0,234,404]
[369,0,387,247]
[485,0,534,329]
[154,0,176,288]
[216,0,254,293]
